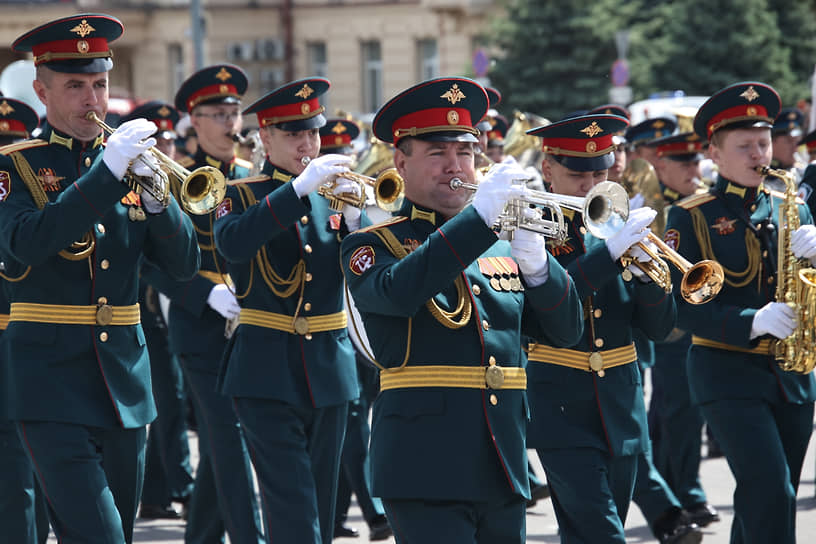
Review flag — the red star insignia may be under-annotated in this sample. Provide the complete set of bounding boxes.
[710,217,737,235]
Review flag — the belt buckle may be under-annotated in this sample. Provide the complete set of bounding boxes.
[96,304,114,326]
[589,352,605,377]
[485,364,505,390]
[293,316,310,335]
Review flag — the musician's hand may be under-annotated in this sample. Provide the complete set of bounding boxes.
[471,163,526,227]
[606,207,656,261]
[333,178,362,231]
[791,224,816,264]
[291,154,353,198]
[103,119,158,180]
[207,284,240,320]
[129,153,166,213]
[750,301,796,340]
[624,241,657,281]
[511,222,549,287]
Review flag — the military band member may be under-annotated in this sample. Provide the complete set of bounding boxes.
[525,113,679,544]
[589,105,631,185]
[141,64,264,543]
[115,102,195,521]
[484,113,509,164]
[476,86,502,168]
[0,96,50,544]
[341,77,583,543]
[768,106,806,189]
[663,82,816,544]
[645,132,721,530]
[626,116,678,166]
[0,14,199,543]
[214,77,363,544]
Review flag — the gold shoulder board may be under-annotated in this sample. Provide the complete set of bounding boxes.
[676,192,716,209]
[0,139,48,156]
[234,157,253,170]
[355,216,409,234]
[228,174,270,186]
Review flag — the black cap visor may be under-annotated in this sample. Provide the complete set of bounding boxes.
[551,151,615,172]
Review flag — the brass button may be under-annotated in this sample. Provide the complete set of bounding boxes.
[593,309,602,318]
[580,226,587,235]
[97,224,105,234]
[300,215,309,225]
[751,205,757,212]
[489,394,498,406]
[304,302,312,311]
[305,333,313,340]
[762,250,768,258]
[99,331,109,342]
[304,244,312,254]
[482,319,490,331]
[97,297,107,305]
[472,284,481,296]
[488,355,496,365]
[100,259,110,270]
[84,157,91,167]
[767,276,774,285]
[96,304,113,326]
[594,338,604,348]
[305,272,313,282]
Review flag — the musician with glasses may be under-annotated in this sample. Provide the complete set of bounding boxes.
[663,82,816,544]
[141,64,265,544]
[340,77,583,543]
[525,113,678,544]
[0,14,199,543]
[214,77,365,544]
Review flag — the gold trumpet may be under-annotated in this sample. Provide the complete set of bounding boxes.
[301,156,405,212]
[87,111,227,215]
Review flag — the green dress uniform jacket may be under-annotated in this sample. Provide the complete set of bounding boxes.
[141,148,252,370]
[340,200,583,502]
[663,175,816,404]
[527,209,676,455]
[0,125,199,429]
[214,161,359,408]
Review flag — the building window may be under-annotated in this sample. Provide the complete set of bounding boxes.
[417,39,438,81]
[168,43,185,99]
[306,42,327,78]
[361,40,382,113]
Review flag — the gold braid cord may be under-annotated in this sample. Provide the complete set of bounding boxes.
[372,228,472,329]
[9,152,94,272]
[235,183,304,299]
[690,207,760,288]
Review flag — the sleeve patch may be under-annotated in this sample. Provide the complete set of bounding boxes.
[215,197,232,220]
[349,246,375,276]
[663,228,680,251]
[0,171,10,202]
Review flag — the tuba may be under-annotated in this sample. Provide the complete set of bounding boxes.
[757,166,816,373]
[504,110,548,170]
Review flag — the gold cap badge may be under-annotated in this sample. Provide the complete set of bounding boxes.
[441,84,466,105]
[295,84,314,99]
[740,86,759,102]
[70,19,96,38]
[581,121,603,138]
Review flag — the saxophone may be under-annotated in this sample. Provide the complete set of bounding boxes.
[757,166,816,373]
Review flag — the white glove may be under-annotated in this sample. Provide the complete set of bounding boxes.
[333,177,362,231]
[624,240,658,280]
[629,193,646,210]
[291,154,353,198]
[471,163,526,227]
[207,283,241,320]
[510,223,549,287]
[131,153,166,213]
[791,224,816,264]
[750,301,796,340]
[103,118,158,180]
[606,207,657,261]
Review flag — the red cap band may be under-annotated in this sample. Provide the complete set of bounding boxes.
[0,119,29,136]
[657,140,702,156]
[707,104,771,137]
[187,83,239,111]
[321,133,352,148]
[392,107,474,144]
[32,37,110,65]
[541,134,615,157]
[258,97,322,126]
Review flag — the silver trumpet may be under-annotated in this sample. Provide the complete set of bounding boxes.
[449,178,629,242]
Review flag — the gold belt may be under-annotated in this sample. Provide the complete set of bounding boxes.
[9,302,140,326]
[527,343,637,376]
[691,336,773,356]
[0,313,8,330]
[379,365,526,391]
[239,308,347,335]
[198,270,233,286]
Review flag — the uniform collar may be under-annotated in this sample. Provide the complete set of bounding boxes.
[660,183,680,203]
[715,174,757,202]
[262,160,294,183]
[399,199,439,227]
[44,124,104,151]
[194,147,235,175]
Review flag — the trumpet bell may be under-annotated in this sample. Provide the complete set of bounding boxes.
[681,259,725,305]
[582,181,629,239]
[372,168,404,212]
[179,166,227,215]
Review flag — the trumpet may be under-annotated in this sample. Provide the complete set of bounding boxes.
[87,111,227,215]
[301,156,405,212]
[449,178,628,242]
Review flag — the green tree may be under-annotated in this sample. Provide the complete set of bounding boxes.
[768,0,816,104]
[488,0,642,120]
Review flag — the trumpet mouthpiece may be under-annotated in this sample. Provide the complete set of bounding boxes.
[231,133,244,144]
[755,165,770,175]
[301,156,311,166]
